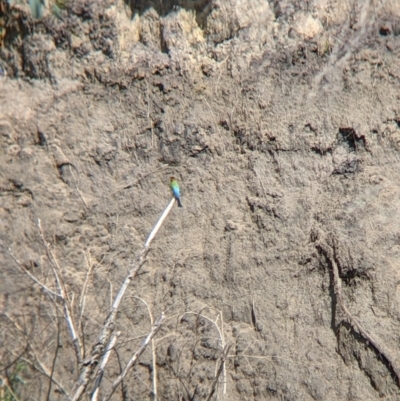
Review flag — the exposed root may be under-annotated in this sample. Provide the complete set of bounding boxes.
[316,237,400,387]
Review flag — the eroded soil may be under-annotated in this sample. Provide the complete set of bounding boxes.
[2,1,400,400]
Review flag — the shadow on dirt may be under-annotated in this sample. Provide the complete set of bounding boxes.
[123,0,210,17]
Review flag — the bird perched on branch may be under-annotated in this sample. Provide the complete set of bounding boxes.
[170,177,183,207]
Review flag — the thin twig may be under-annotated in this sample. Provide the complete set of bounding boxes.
[220,312,227,395]
[182,309,227,395]
[46,317,61,401]
[69,165,88,209]
[5,312,70,397]
[133,297,157,400]
[0,375,21,401]
[214,56,229,94]
[101,313,166,401]
[182,310,225,351]
[79,251,95,332]
[253,169,267,199]
[111,165,168,195]
[8,250,61,299]
[26,356,70,398]
[38,219,83,365]
[0,347,29,374]
[151,331,158,400]
[205,345,231,401]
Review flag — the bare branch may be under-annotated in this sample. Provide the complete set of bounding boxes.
[91,332,120,401]
[71,247,150,401]
[38,219,83,365]
[182,308,227,396]
[206,345,231,401]
[23,355,70,398]
[0,374,21,401]
[5,311,69,397]
[68,165,88,209]
[72,199,175,400]
[46,317,61,401]
[133,297,157,400]
[8,250,61,299]
[101,313,165,401]
[145,199,175,247]
[79,251,96,333]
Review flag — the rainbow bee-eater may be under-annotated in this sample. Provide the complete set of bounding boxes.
[170,177,183,207]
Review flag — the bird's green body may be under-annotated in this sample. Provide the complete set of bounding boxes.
[170,177,183,207]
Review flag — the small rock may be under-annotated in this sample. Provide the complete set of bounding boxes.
[0,65,6,78]
[64,211,83,223]
[7,144,21,156]
[51,144,72,167]
[19,147,34,160]
[37,130,48,146]
[288,27,297,39]
[201,62,214,77]
[97,227,108,237]
[386,40,394,52]
[225,220,239,231]
[0,121,13,138]
[17,193,33,207]
[379,24,392,36]
[10,179,23,189]
[293,13,323,40]
[393,21,400,36]
[70,34,83,50]
[167,343,178,362]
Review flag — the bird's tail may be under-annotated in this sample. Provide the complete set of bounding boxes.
[177,198,183,208]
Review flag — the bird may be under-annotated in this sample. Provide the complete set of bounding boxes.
[170,177,183,207]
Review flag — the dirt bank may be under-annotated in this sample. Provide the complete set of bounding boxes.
[2,1,400,400]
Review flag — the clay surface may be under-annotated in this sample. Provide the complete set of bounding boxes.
[2,1,400,400]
